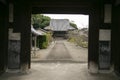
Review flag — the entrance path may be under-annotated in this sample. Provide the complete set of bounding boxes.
[47,41,72,60]
[64,40,88,62]
[31,40,88,62]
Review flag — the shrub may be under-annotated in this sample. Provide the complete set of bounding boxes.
[36,32,52,49]
[46,32,52,45]
[42,42,48,49]
[81,42,88,48]
[68,37,75,42]
[74,36,88,48]
[37,35,48,49]
[68,31,88,48]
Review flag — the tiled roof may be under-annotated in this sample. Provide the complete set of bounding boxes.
[31,25,44,36]
[49,19,73,31]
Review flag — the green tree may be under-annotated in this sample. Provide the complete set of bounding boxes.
[31,14,51,29]
[70,22,78,29]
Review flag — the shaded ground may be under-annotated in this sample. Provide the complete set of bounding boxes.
[0,63,118,80]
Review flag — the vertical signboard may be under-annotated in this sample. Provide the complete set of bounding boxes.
[99,30,111,69]
[99,41,111,69]
[104,4,112,23]
[8,40,20,69]
[8,29,21,69]
[9,3,14,23]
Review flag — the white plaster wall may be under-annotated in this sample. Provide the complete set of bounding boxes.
[9,28,21,40]
[99,29,111,41]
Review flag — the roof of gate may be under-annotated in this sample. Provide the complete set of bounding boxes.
[31,25,44,36]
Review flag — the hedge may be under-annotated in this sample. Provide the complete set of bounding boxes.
[37,32,52,49]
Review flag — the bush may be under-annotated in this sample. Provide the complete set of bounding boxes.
[37,35,48,49]
[80,42,88,48]
[42,42,48,48]
[36,32,52,49]
[46,32,53,45]
[68,31,88,48]
[68,37,75,42]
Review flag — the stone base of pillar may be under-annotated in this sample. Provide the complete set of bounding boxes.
[99,65,114,73]
[88,61,98,73]
[6,69,20,73]
[20,64,30,74]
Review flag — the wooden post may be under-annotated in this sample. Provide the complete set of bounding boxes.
[14,1,31,73]
[0,2,8,74]
[88,4,100,73]
[112,5,120,74]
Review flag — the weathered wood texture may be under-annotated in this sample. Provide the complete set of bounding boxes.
[112,4,120,75]
[14,1,31,69]
[0,3,8,74]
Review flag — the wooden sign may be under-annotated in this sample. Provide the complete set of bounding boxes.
[99,41,111,69]
[8,40,20,69]
[104,4,112,23]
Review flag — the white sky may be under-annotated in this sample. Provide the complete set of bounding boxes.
[43,14,89,29]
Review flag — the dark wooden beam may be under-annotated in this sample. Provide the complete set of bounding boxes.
[32,7,91,14]
[0,0,7,5]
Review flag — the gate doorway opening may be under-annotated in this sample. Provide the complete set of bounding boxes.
[31,14,89,64]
